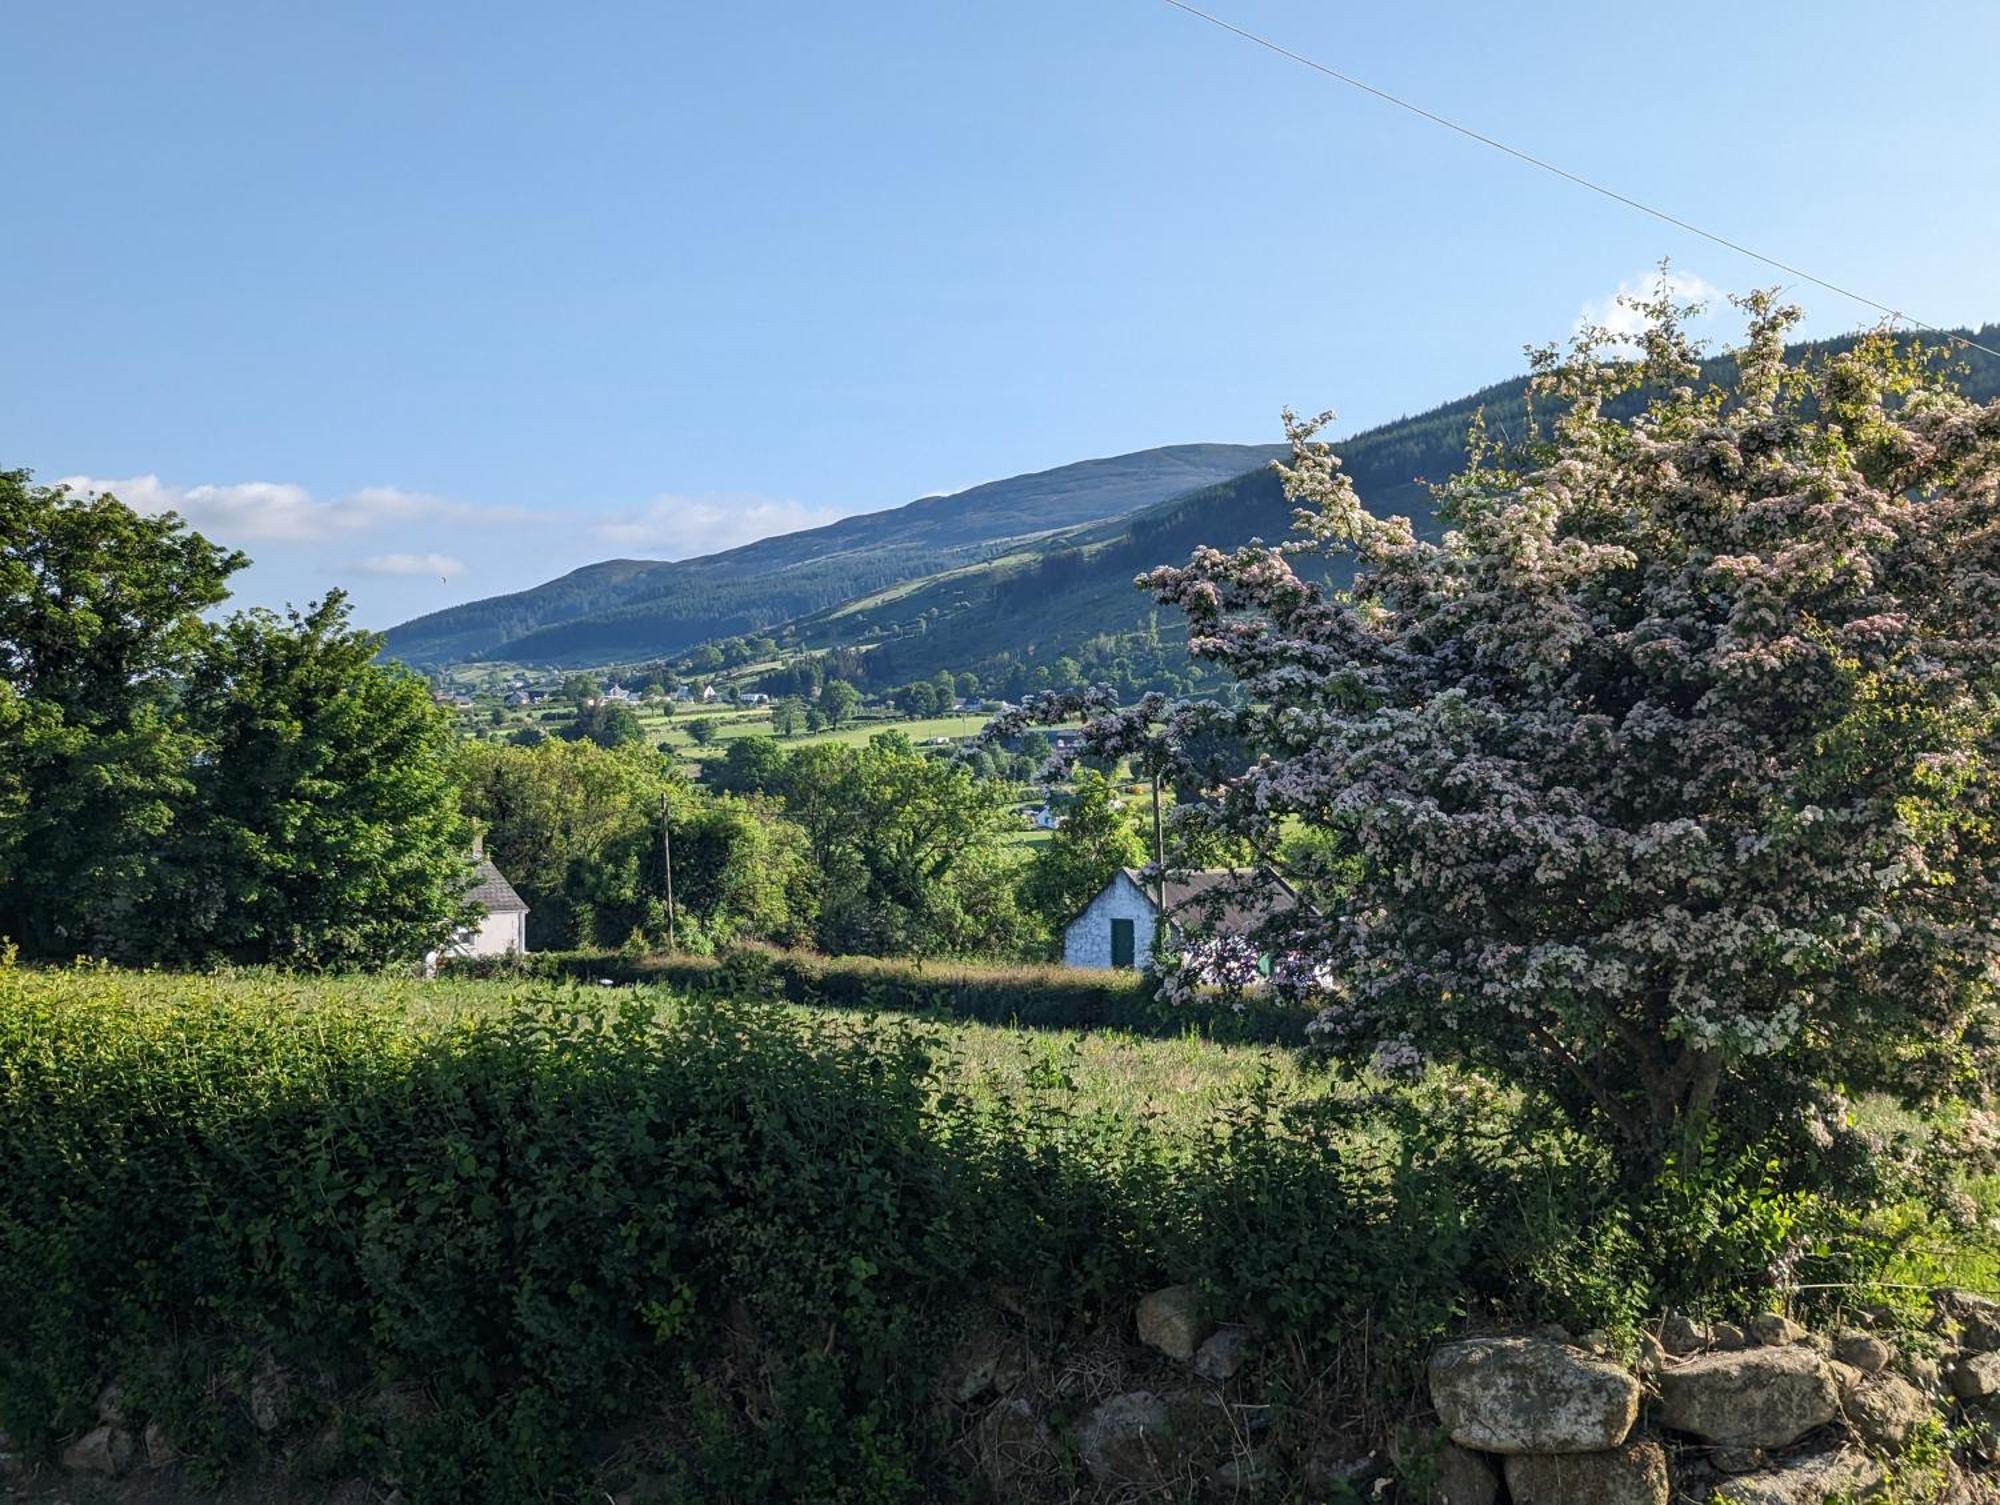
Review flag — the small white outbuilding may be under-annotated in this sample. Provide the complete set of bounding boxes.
[1061,867,1300,971]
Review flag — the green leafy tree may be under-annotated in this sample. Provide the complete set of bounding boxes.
[706,735,786,796]
[820,680,860,728]
[153,594,470,965]
[685,716,718,747]
[771,733,1026,956]
[821,679,861,726]
[458,737,674,948]
[458,737,807,950]
[564,700,644,749]
[770,697,801,737]
[1022,770,1144,933]
[894,681,940,718]
[560,672,602,709]
[0,474,243,957]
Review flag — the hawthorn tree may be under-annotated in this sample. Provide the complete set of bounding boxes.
[1051,290,2000,1185]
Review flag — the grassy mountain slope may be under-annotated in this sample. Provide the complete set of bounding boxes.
[828,325,2000,686]
[380,443,1285,666]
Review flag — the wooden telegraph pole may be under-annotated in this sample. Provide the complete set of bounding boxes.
[659,793,676,950]
[1150,754,1166,913]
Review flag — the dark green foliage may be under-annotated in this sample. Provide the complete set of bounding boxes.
[726,734,1031,957]
[380,445,1285,667]
[0,974,1905,1501]
[1019,770,1145,936]
[561,699,645,748]
[0,478,468,965]
[153,595,473,966]
[452,943,1316,1042]
[820,679,860,725]
[703,734,787,795]
[0,471,244,955]
[455,738,814,952]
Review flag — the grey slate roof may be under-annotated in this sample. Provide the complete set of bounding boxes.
[1118,867,1300,937]
[468,856,529,914]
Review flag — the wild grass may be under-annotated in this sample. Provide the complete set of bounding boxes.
[17,965,1320,1130]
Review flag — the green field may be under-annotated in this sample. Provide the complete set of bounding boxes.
[5,966,1317,1126]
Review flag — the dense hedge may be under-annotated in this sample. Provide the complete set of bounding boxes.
[442,943,1316,1043]
[0,968,1892,1502]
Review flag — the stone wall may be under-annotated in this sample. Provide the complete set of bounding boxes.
[1420,1294,2000,1504]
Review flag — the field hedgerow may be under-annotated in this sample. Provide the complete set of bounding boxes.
[0,964,1980,1502]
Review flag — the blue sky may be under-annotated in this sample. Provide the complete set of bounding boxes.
[7,1,1996,627]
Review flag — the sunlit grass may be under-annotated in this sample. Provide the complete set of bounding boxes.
[3,966,1321,1133]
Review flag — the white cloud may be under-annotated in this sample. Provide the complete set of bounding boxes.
[360,552,466,578]
[43,471,856,626]
[587,494,850,554]
[53,474,542,544]
[1577,268,1728,342]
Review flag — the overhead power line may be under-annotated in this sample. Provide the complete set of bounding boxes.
[1156,0,2000,361]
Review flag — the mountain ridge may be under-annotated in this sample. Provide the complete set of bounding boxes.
[389,324,2000,679]
[380,442,1286,666]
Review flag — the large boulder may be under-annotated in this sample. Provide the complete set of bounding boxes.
[1427,1338,1639,1454]
[1135,1285,1210,1363]
[1660,1314,1708,1355]
[1212,1446,1277,1493]
[1952,1351,2000,1401]
[946,1330,1026,1404]
[1076,1391,1178,1487]
[1939,1289,2000,1352]
[1842,1372,1931,1453]
[1748,1312,1806,1347]
[1716,1448,1886,1505]
[1656,1346,1839,1448]
[1834,1331,1892,1373]
[1502,1439,1668,1505]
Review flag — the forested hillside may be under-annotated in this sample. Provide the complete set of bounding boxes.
[840,324,2000,688]
[380,443,1284,666]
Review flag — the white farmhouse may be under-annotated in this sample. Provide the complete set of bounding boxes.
[1062,867,1300,971]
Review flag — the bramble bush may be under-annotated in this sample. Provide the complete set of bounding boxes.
[0,966,1946,1501]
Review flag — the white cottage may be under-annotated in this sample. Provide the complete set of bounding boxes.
[1061,867,1300,971]
[457,838,529,957]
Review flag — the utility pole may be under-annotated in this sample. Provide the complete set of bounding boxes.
[1150,753,1166,914]
[659,793,676,951]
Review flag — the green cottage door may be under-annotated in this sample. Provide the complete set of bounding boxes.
[1110,917,1135,968]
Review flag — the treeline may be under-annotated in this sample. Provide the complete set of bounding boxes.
[470,732,1047,958]
[0,473,469,967]
[2,476,1168,971]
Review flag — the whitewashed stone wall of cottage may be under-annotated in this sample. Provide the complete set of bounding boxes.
[1062,872,1160,970]
[457,909,526,957]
